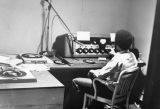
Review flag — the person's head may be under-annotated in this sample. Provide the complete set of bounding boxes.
[115,30,133,52]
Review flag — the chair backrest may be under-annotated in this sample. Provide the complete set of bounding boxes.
[112,67,139,104]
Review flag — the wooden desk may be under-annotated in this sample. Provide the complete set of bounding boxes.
[49,58,108,69]
[49,58,108,109]
[0,71,64,109]
[49,58,108,86]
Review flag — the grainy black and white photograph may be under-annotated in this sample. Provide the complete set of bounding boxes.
[0,0,158,109]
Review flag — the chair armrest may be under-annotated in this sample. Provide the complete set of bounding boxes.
[138,59,146,67]
[93,78,118,86]
[92,78,117,99]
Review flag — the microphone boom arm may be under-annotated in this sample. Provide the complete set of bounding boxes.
[45,0,83,45]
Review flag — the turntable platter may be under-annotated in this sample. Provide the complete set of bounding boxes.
[0,64,36,83]
[0,70,26,78]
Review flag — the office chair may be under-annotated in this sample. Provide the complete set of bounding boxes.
[82,67,139,109]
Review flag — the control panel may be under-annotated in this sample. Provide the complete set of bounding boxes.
[53,34,114,58]
[74,37,113,57]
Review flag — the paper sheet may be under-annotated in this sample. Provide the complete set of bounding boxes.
[77,31,90,41]
[110,33,116,42]
[0,55,10,63]
[17,64,49,72]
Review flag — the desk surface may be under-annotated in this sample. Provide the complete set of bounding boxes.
[49,58,108,69]
[0,71,64,90]
[0,56,107,90]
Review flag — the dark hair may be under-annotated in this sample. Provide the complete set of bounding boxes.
[115,30,133,50]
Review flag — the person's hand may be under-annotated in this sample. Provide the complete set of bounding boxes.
[88,70,98,79]
[89,69,101,77]
[89,69,98,74]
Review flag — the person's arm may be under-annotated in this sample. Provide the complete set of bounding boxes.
[98,63,123,80]
[89,55,120,77]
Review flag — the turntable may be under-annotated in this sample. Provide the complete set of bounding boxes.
[0,63,37,83]
[17,53,53,64]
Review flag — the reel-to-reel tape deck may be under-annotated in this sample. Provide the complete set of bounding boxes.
[0,63,37,83]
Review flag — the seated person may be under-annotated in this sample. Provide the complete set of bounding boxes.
[72,30,138,108]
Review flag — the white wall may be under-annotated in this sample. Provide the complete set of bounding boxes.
[127,0,157,74]
[0,0,157,75]
[0,0,42,54]
[0,0,130,54]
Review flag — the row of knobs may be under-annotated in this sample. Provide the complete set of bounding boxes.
[76,48,111,54]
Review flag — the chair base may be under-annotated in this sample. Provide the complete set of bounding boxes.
[82,93,128,109]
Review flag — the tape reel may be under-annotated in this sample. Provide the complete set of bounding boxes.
[21,53,42,58]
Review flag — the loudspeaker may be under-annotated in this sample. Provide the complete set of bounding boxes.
[52,34,73,57]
